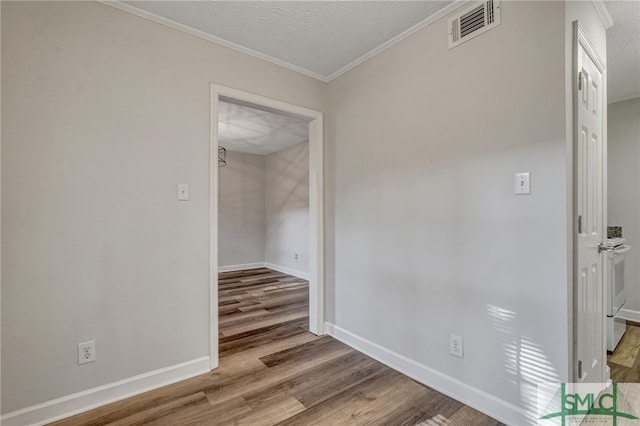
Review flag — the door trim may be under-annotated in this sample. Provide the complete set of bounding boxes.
[571,20,607,383]
[209,84,324,369]
[575,23,605,73]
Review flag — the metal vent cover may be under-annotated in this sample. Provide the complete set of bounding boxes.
[448,0,501,49]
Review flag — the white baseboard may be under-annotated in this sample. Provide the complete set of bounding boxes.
[218,262,266,272]
[265,263,309,280]
[619,308,640,323]
[324,323,525,425]
[1,356,211,426]
[218,262,309,280]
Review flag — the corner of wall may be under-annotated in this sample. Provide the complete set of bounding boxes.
[324,323,527,425]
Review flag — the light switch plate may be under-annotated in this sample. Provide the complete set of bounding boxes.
[178,184,189,201]
[515,172,530,195]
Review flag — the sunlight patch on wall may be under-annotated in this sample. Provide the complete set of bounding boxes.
[487,304,560,423]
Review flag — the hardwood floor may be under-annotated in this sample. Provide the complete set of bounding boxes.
[51,268,502,425]
[608,321,640,382]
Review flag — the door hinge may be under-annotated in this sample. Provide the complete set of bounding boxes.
[578,359,583,379]
[578,72,583,91]
[578,215,582,234]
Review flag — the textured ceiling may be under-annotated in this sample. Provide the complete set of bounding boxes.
[119,1,454,80]
[607,1,640,103]
[218,101,309,156]
[111,1,639,101]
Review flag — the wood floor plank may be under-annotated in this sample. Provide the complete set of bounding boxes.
[218,308,270,325]
[239,291,307,313]
[50,268,503,426]
[258,335,351,367]
[609,325,640,367]
[219,280,297,296]
[446,406,503,426]
[107,392,210,426]
[144,396,251,426]
[363,384,468,426]
[218,331,320,373]
[218,318,309,357]
[275,368,431,425]
[221,274,291,290]
[608,323,640,382]
[222,282,306,302]
[227,394,306,425]
[394,392,466,426]
[242,350,384,409]
[220,307,307,336]
[218,300,262,316]
[206,337,354,406]
[220,309,308,337]
[218,268,272,281]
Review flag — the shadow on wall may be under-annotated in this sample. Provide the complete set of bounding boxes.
[486,304,560,423]
[218,150,266,267]
[267,143,309,218]
[218,143,309,274]
[266,142,310,273]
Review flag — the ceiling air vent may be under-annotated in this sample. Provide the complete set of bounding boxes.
[448,0,501,49]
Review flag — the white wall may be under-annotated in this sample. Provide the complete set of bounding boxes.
[326,2,568,423]
[265,142,309,274]
[2,0,612,422]
[608,98,640,312]
[218,151,266,268]
[1,1,324,414]
[218,143,310,276]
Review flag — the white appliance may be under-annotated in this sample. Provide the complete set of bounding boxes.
[606,237,630,352]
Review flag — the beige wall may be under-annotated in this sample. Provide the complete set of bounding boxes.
[218,151,266,268]
[2,0,613,422]
[326,1,567,420]
[1,1,324,413]
[265,142,309,274]
[218,143,310,275]
[608,98,640,312]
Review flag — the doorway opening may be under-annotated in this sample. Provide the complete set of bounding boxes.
[209,85,324,369]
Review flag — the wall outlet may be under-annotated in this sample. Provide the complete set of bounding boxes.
[293,252,299,261]
[449,334,463,358]
[78,340,96,365]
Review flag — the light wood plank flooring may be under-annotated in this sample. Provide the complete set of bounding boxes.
[51,268,502,425]
[608,321,640,382]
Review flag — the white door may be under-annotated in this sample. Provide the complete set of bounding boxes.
[575,26,605,384]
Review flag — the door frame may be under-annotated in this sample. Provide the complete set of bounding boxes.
[571,21,607,383]
[209,84,325,369]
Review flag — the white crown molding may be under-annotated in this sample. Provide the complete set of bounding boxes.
[326,0,469,81]
[98,0,468,84]
[97,0,330,82]
[592,0,614,30]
